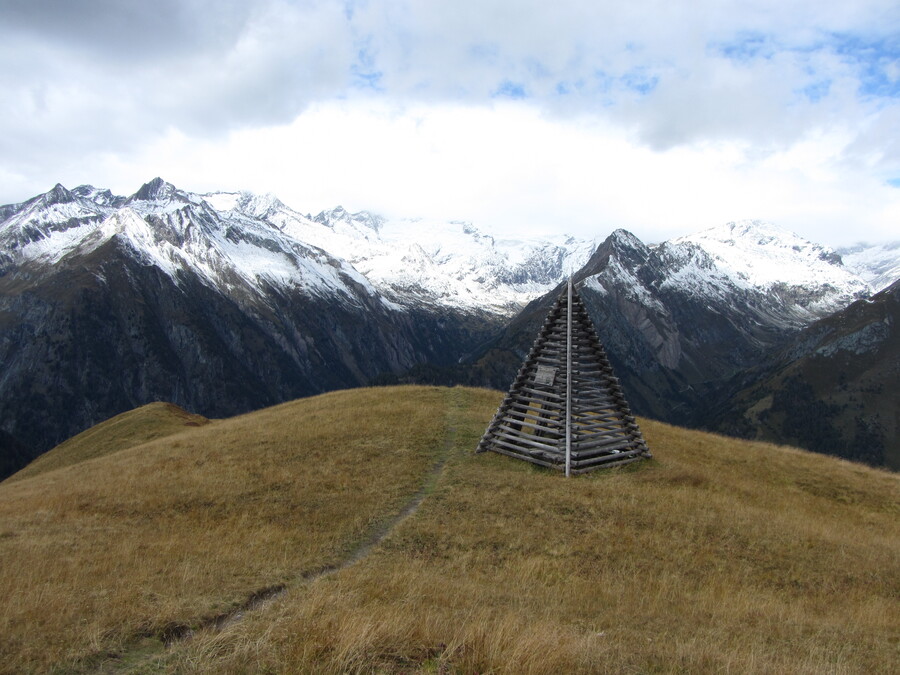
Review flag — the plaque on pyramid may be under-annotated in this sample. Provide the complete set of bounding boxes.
[477,280,651,475]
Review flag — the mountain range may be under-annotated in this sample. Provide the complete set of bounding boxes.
[0,178,592,474]
[470,223,897,469]
[1,178,897,476]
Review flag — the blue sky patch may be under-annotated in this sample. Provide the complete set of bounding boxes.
[592,70,615,94]
[351,42,383,92]
[713,31,776,62]
[800,79,832,102]
[555,79,589,97]
[621,68,659,95]
[492,80,527,99]
[831,33,900,98]
[888,178,900,188]
[342,0,359,21]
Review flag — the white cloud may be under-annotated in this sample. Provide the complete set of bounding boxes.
[91,100,896,247]
[1,0,899,246]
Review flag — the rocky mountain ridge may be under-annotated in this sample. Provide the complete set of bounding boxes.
[2,178,898,475]
[205,192,598,315]
[4,178,570,470]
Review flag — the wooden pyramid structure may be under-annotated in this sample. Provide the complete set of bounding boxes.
[477,280,651,475]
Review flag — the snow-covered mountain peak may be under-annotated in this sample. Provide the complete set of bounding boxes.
[648,219,872,323]
[206,191,285,218]
[603,229,652,264]
[685,219,817,252]
[8,179,889,326]
[200,191,242,212]
[238,192,286,219]
[2,179,598,315]
[837,241,900,293]
[200,190,287,220]
[89,202,376,305]
[675,220,858,289]
[584,229,651,277]
[0,185,109,255]
[41,183,76,207]
[314,206,385,234]
[608,228,646,248]
[129,177,179,203]
[260,204,596,313]
[72,185,123,207]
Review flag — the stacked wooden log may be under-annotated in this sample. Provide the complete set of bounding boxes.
[476,282,651,474]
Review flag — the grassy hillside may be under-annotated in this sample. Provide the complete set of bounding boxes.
[6,402,210,483]
[0,386,897,674]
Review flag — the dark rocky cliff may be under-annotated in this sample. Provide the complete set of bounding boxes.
[0,236,501,477]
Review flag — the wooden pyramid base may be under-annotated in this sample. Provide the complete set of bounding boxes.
[477,281,651,475]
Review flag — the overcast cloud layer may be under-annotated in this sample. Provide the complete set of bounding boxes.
[1,0,899,245]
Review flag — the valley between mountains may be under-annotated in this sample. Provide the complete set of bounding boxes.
[2,177,896,474]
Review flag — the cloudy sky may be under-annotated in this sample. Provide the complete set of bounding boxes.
[2,0,899,245]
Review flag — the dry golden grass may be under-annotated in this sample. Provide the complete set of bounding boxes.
[1,386,897,673]
[6,402,210,483]
[167,387,899,675]
[0,387,453,674]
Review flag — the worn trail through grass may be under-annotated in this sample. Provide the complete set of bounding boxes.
[96,388,465,674]
[205,389,462,635]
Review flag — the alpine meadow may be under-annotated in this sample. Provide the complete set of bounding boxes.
[1,386,897,673]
